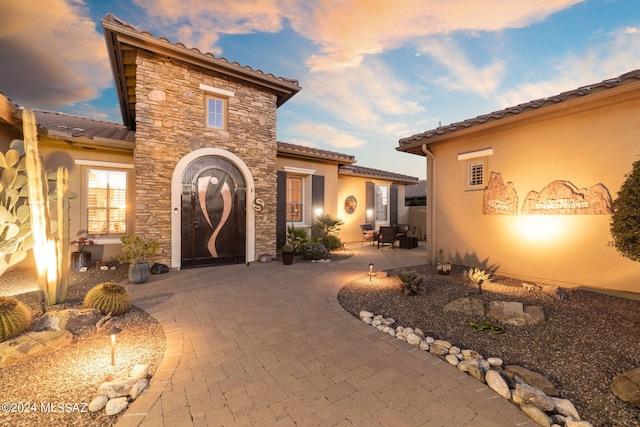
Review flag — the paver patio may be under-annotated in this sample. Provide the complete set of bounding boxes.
[116,243,533,426]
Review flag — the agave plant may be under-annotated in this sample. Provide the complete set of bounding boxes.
[464,268,492,294]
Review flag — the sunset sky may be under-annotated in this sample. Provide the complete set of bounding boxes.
[2,0,639,179]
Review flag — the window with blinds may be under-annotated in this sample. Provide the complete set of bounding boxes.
[87,169,127,235]
[286,176,303,222]
[468,161,484,187]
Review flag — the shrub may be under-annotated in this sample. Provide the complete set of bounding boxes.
[0,296,32,342]
[312,214,344,251]
[286,224,308,254]
[299,241,329,261]
[83,282,131,316]
[610,160,640,261]
[396,269,426,296]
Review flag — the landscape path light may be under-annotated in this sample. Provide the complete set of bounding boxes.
[369,263,374,281]
[105,326,122,366]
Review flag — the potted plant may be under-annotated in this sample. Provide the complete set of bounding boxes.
[282,243,294,265]
[114,235,160,284]
[436,249,451,275]
[70,234,95,270]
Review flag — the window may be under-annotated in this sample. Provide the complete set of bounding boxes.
[468,160,485,187]
[206,96,226,129]
[375,185,388,222]
[87,169,127,235]
[286,176,303,222]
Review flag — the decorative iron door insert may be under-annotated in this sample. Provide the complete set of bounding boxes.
[181,157,246,268]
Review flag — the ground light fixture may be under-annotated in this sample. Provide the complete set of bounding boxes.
[369,263,374,281]
[104,326,122,366]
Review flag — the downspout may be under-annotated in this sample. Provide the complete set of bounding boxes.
[421,144,436,264]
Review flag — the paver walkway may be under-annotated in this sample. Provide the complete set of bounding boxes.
[117,244,533,427]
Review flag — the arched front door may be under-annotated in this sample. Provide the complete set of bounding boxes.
[180,156,246,268]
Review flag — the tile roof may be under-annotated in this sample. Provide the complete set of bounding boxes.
[34,110,135,143]
[398,69,640,155]
[339,164,419,185]
[404,180,427,198]
[277,141,356,164]
[102,14,302,128]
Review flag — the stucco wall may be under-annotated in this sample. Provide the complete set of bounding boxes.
[134,50,279,264]
[427,88,640,293]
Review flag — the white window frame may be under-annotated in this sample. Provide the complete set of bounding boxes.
[458,148,493,191]
[75,160,133,242]
[200,83,234,130]
[375,184,389,223]
[283,166,315,227]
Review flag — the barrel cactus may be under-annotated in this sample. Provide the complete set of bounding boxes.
[0,296,33,341]
[83,282,131,316]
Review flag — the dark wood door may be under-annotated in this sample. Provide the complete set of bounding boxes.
[181,157,246,268]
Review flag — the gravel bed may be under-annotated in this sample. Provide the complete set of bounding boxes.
[0,266,166,427]
[338,264,640,427]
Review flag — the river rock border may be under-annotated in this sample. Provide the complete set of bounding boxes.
[358,310,594,427]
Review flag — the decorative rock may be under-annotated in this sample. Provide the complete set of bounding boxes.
[443,297,484,316]
[564,419,594,427]
[34,308,101,332]
[98,377,138,398]
[513,382,555,412]
[429,344,450,356]
[432,339,451,349]
[551,397,580,419]
[504,365,559,396]
[105,397,129,416]
[445,354,459,366]
[387,328,396,337]
[381,317,395,326]
[611,368,640,408]
[363,317,372,325]
[88,395,109,412]
[487,301,528,326]
[523,306,545,324]
[371,319,382,327]
[487,357,503,367]
[406,333,422,346]
[0,330,73,367]
[359,311,374,319]
[402,327,414,337]
[448,346,460,355]
[418,340,429,351]
[373,314,383,321]
[425,336,435,344]
[414,327,424,338]
[458,358,490,382]
[486,370,511,399]
[131,364,149,380]
[461,349,483,360]
[130,379,149,399]
[520,404,552,427]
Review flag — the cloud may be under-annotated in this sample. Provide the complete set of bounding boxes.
[292,123,366,149]
[133,0,287,54]
[0,0,112,108]
[300,59,426,132]
[416,36,506,97]
[495,27,640,107]
[287,0,584,72]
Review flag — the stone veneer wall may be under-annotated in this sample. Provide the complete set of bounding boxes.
[134,50,279,263]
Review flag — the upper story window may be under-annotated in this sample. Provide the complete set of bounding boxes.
[87,169,127,235]
[375,184,389,222]
[468,160,485,187]
[206,96,226,129]
[286,176,303,222]
[458,148,493,191]
[200,83,234,131]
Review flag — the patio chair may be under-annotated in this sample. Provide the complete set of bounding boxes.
[378,226,397,251]
[360,223,377,246]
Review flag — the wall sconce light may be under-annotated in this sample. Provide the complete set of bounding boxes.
[105,326,122,366]
[369,263,374,281]
[315,208,323,216]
